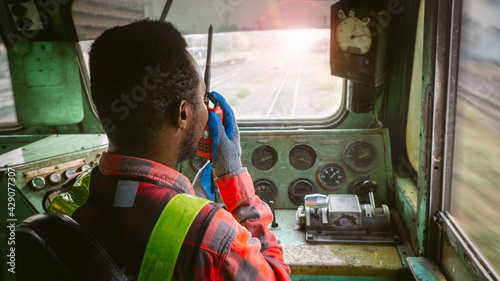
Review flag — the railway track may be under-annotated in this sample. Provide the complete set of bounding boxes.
[203,51,335,120]
[265,53,304,118]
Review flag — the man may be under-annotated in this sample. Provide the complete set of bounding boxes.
[50,20,291,280]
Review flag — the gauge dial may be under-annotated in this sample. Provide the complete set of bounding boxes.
[289,145,316,171]
[317,163,346,191]
[336,13,372,55]
[251,145,278,171]
[288,179,316,205]
[254,179,276,203]
[344,140,378,173]
[190,155,209,172]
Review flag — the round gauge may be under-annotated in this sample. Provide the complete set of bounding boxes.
[190,155,209,172]
[289,145,316,171]
[317,163,347,191]
[251,145,278,171]
[343,140,378,173]
[336,16,372,55]
[288,179,316,205]
[253,179,276,203]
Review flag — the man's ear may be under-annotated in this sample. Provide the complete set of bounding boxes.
[175,99,189,129]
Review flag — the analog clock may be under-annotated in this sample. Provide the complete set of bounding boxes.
[330,0,398,86]
[335,10,372,55]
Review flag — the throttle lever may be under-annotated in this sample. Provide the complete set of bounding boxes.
[360,180,383,215]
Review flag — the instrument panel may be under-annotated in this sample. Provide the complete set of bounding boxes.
[0,135,108,214]
[2,130,392,213]
[187,128,393,209]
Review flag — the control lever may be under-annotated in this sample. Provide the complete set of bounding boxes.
[304,194,328,208]
[359,180,383,215]
[304,194,328,220]
[269,200,279,228]
[295,185,396,244]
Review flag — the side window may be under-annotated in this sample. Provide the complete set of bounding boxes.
[450,0,500,273]
[0,36,17,125]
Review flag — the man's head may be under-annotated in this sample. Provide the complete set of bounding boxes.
[89,20,207,164]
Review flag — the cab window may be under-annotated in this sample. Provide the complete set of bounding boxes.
[72,0,344,123]
[450,0,500,273]
[0,35,17,126]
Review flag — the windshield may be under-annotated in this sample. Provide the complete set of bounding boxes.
[73,0,343,122]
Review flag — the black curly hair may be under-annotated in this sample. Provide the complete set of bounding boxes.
[89,20,201,148]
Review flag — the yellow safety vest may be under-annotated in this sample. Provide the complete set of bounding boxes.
[50,169,211,281]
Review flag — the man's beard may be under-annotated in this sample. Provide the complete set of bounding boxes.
[176,115,199,165]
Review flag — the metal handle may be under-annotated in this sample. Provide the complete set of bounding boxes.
[304,194,328,209]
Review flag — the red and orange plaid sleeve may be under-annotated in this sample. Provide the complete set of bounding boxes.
[64,152,290,280]
[215,168,291,280]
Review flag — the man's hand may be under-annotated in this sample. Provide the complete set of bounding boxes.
[207,92,242,177]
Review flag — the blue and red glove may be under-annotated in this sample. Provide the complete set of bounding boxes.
[207,92,242,177]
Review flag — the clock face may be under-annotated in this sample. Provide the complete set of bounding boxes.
[335,13,372,55]
[330,1,396,86]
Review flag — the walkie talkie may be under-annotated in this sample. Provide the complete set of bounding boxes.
[197,25,223,159]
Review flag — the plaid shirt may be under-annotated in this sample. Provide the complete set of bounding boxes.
[69,151,290,280]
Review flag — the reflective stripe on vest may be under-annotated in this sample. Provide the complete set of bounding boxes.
[49,167,94,216]
[49,168,211,281]
[137,193,211,281]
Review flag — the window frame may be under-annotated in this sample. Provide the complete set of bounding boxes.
[437,0,500,279]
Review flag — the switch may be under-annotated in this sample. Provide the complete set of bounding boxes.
[31,176,46,190]
[48,173,61,184]
[80,165,91,172]
[64,169,76,178]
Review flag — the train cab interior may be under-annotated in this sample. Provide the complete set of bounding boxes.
[0,0,499,280]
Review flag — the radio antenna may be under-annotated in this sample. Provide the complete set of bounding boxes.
[204,25,213,105]
[159,0,174,21]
